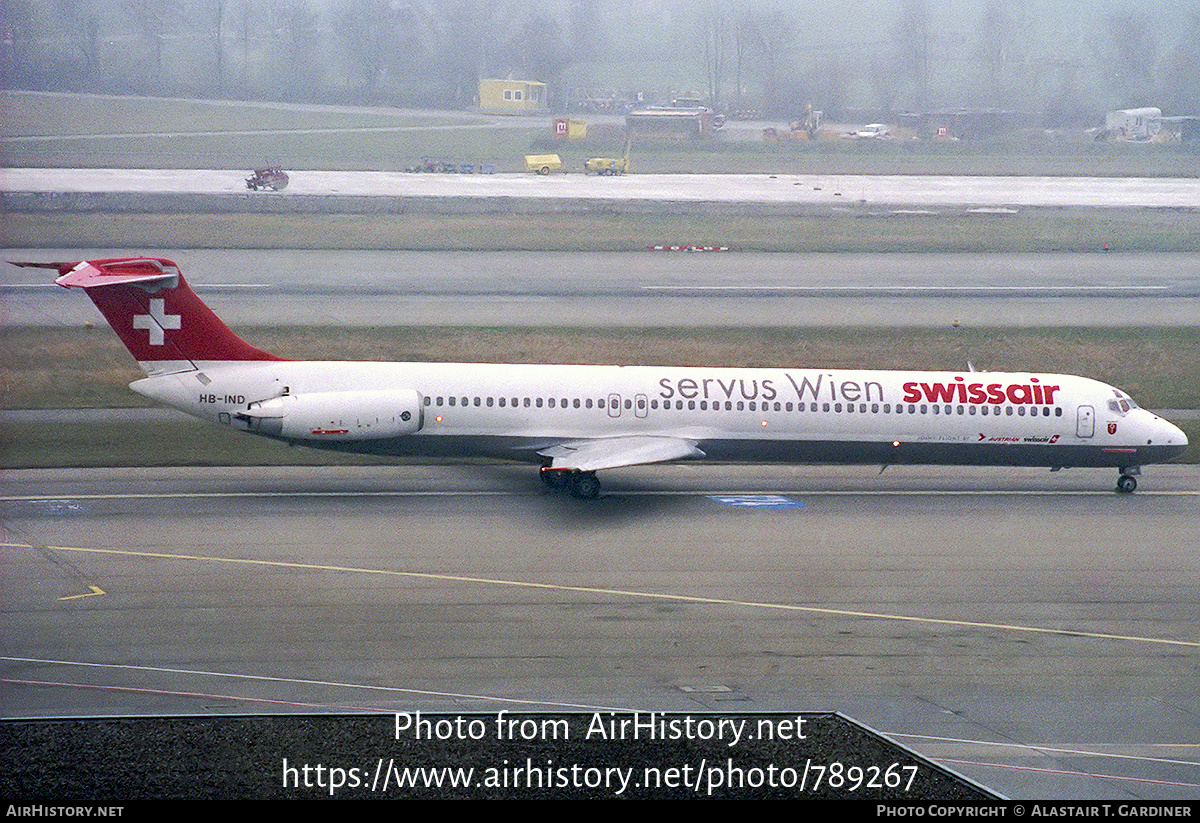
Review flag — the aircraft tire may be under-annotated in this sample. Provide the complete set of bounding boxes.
[568,472,601,499]
[1116,475,1137,493]
[540,468,569,489]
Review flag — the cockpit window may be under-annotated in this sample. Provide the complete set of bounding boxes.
[1108,399,1135,414]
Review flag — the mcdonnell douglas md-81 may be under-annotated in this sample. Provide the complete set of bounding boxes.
[29,257,1187,497]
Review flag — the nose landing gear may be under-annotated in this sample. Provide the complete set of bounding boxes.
[1116,466,1140,493]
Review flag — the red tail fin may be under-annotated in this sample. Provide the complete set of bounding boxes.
[33,258,285,375]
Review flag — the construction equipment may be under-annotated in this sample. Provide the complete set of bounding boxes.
[584,137,632,175]
[525,154,565,174]
[245,165,289,191]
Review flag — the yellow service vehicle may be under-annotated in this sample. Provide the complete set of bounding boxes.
[525,154,565,174]
[584,138,632,175]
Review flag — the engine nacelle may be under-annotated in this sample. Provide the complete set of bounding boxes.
[239,390,424,440]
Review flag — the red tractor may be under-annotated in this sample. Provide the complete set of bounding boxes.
[246,165,289,191]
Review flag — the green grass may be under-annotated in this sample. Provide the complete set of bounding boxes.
[1,93,470,137]
[4,209,1199,253]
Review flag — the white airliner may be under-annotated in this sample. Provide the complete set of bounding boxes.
[30,257,1188,497]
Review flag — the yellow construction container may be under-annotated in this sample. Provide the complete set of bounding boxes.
[524,154,565,174]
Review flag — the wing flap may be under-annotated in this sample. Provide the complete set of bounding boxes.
[539,435,704,472]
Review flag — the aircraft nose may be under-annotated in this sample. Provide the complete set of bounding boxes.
[1153,415,1188,458]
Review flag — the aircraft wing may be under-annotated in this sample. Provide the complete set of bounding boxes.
[538,435,704,472]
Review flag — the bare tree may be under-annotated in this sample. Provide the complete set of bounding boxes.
[699,0,729,106]
[122,0,184,94]
[744,6,798,117]
[974,0,1015,108]
[1159,12,1200,115]
[272,0,321,102]
[892,0,930,110]
[1103,10,1158,108]
[868,49,901,116]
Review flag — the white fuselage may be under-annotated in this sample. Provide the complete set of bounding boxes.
[131,360,1188,470]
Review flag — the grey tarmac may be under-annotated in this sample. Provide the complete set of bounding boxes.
[2,464,1198,799]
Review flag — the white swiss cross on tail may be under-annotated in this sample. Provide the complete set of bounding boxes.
[132,299,182,345]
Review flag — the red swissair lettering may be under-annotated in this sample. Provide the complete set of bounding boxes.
[902,377,1058,405]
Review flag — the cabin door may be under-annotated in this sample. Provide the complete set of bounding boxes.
[1076,405,1095,437]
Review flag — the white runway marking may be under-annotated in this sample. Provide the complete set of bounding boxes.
[0,657,630,712]
[893,733,1200,769]
[4,540,1197,648]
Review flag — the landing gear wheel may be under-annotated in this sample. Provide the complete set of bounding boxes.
[1116,475,1137,493]
[540,468,568,489]
[568,471,601,499]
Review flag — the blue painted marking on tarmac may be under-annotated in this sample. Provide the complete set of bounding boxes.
[708,494,806,509]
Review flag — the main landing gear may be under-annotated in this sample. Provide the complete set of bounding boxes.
[540,467,601,499]
[1116,466,1140,494]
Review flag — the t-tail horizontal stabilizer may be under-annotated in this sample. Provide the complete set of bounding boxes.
[19,258,286,375]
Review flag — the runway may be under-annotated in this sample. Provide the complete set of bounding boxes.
[3,168,1199,209]
[3,465,1198,799]
[6,249,1199,327]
